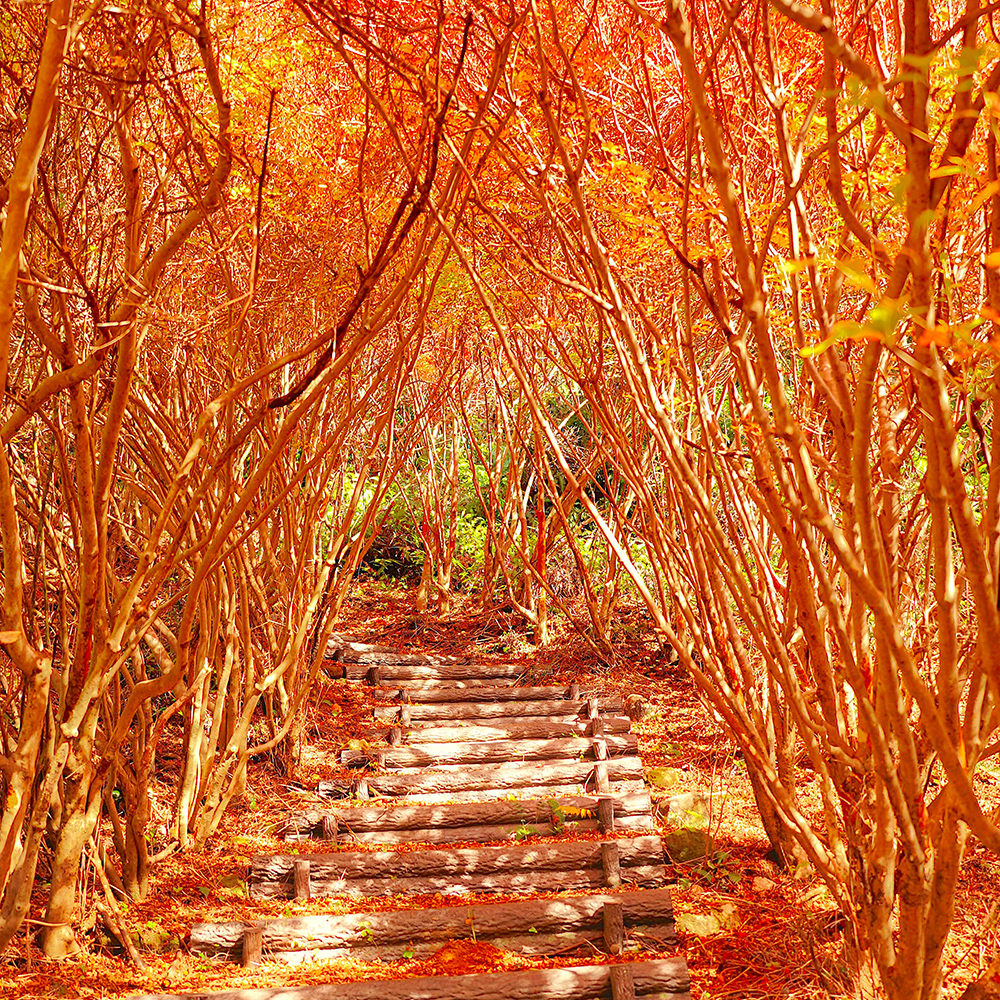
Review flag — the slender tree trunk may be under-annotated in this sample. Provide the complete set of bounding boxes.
[416,556,432,613]
[42,710,100,957]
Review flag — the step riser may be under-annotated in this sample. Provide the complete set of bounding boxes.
[373,698,622,720]
[340,735,638,767]
[287,814,654,845]
[139,956,691,1000]
[251,836,665,882]
[191,887,677,962]
[249,864,668,900]
[382,717,633,741]
[377,685,590,702]
[346,779,648,804]
[285,790,652,837]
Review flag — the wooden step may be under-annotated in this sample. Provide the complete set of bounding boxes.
[340,734,639,768]
[342,661,524,682]
[190,886,677,963]
[376,685,590,703]
[373,697,622,721]
[138,956,691,999]
[361,779,649,805]
[249,836,667,899]
[395,715,625,734]
[325,637,473,664]
[285,790,654,843]
[315,814,658,846]
[319,756,644,799]
[378,717,633,742]
[385,677,520,690]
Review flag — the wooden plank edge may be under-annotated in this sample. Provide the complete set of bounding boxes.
[190,886,676,958]
[133,955,691,1000]
[247,864,669,901]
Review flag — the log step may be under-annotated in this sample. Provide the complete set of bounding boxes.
[136,956,691,999]
[395,715,628,734]
[360,781,646,805]
[325,637,473,663]
[286,813,653,848]
[318,815,657,846]
[373,697,622,721]
[248,836,667,900]
[285,790,653,841]
[333,778,648,805]
[378,717,633,742]
[340,735,638,768]
[383,677,521,690]
[250,863,667,900]
[376,685,593,703]
[319,756,644,799]
[344,661,524,682]
[190,886,677,963]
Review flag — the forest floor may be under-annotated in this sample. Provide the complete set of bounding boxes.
[1,580,999,1000]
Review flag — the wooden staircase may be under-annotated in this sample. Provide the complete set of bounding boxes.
[138,643,691,1000]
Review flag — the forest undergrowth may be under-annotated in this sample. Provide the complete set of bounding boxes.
[1,583,997,1000]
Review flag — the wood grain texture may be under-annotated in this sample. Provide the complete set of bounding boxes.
[340,735,638,768]
[611,965,638,1000]
[190,887,677,960]
[138,956,691,1000]
[324,778,648,805]
[331,814,656,846]
[382,685,585,703]
[249,837,666,899]
[381,718,633,742]
[373,697,623,721]
[289,791,652,834]
[345,661,523,681]
[333,756,644,796]
[253,836,665,881]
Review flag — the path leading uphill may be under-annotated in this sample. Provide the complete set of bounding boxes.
[138,640,691,1000]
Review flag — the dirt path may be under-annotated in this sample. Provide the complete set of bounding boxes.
[135,641,691,1000]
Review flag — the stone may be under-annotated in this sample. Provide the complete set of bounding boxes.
[674,911,722,937]
[675,903,738,937]
[752,876,776,892]
[624,694,649,722]
[138,920,179,953]
[646,767,687,790]
[660,791,711,830]
[663,827,713,863]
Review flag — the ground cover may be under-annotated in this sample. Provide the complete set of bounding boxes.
[1,582,997,999]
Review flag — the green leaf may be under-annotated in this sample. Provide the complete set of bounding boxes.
[800,319,863,358]
[219,874,246,896]
[930,164,965,179]
[866,299,907,337]
[834,258,876,294]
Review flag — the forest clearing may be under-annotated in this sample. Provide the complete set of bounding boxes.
[2,0,1000,997]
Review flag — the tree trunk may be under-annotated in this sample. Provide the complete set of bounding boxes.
[744,764,802,871]
[416,557,432,613]
[532,590,549,645]
[42,716,101,958]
